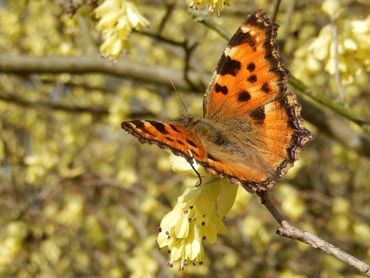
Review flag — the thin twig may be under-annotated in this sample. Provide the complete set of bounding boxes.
[271,0,282,22]
[134,29,184,47]
[183,40,199,91]
[331,22,345,100]
[289,76,370,133]
[157,1,176,34]
[189,10,231,40]
[256,191,370,276]
[283,0,296,39]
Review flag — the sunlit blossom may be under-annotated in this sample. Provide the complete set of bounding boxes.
[188,0,232,14]
[292,1,370,89]
[95,0,149,59]
[157,155,238,270]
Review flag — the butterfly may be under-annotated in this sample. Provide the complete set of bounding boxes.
[121,10,312,192]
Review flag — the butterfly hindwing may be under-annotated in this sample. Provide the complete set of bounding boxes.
[246,91,312,178]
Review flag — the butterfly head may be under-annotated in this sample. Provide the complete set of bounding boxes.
[182,115,199,127]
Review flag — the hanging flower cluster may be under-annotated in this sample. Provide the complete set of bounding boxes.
[157,154,238,270]
[292,0,370,89]
[188,0,232,14]
[95,0,149,59]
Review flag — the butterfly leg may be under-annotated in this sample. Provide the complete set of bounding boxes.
[189,162,202,187]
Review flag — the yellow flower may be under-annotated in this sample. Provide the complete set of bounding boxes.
[95,0,149,59]
[157,156,238,269]
[292,13,370,89]
[188,0,232,14]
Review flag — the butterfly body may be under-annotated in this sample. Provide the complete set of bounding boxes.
[187,118,233,148]
[191,117,279,174]
[122,10,312,192]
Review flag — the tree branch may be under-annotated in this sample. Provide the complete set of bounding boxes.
[0,92,154,118]
[189,11,231,40]
[256,191,370,276]
[271,0,282,22]
[289,77,370,134]
[157,1,176,34]
[0,55,192,91]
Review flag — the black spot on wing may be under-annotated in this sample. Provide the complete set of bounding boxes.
[148,121,169,134]
[247,63,256,72]
[122,120,152,136]
[165,137,174,142]
[228,28,256,50]
[244,32,257,49]
[216,54,241,76]
[261,82,270,93]
[169,124,180,132]
[207,153,220,162]
[215,83,228,95]
[237,90,251,102]
[177,140,185,146]
[129,120,145,129]
[186,139,197,148]
[247,75,257,83]
[250,106,265,124]
[191,150,199,157]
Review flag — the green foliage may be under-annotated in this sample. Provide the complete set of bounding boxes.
[0,0,369,277]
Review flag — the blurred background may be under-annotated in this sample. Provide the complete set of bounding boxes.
[0,0,369,277]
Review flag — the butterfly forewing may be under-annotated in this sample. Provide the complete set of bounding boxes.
[199,10,311,190]
[121,120,207,162]
[203,10,287,120]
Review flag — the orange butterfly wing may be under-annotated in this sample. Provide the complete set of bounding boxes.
[200,10,311,191]
[121,120,266,183]
[121,120,207,163]
[121,10,311,192]
[204,10,286,119]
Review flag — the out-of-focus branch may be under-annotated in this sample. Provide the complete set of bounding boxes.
[189,11,231,40]
[134,30,184,47]
[0,55,193,91]
[183,40,199,90]
[297,96,370,158]
[289,77,370,134]
[0,93,108,115]
[271,0,282,22]
[157,1,176,34]
[330,22,345,100]
[256,191,370,276]
[0,93,154,118]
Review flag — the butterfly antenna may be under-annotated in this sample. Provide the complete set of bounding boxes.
[169,79,190,117]
[189,162,202,187]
